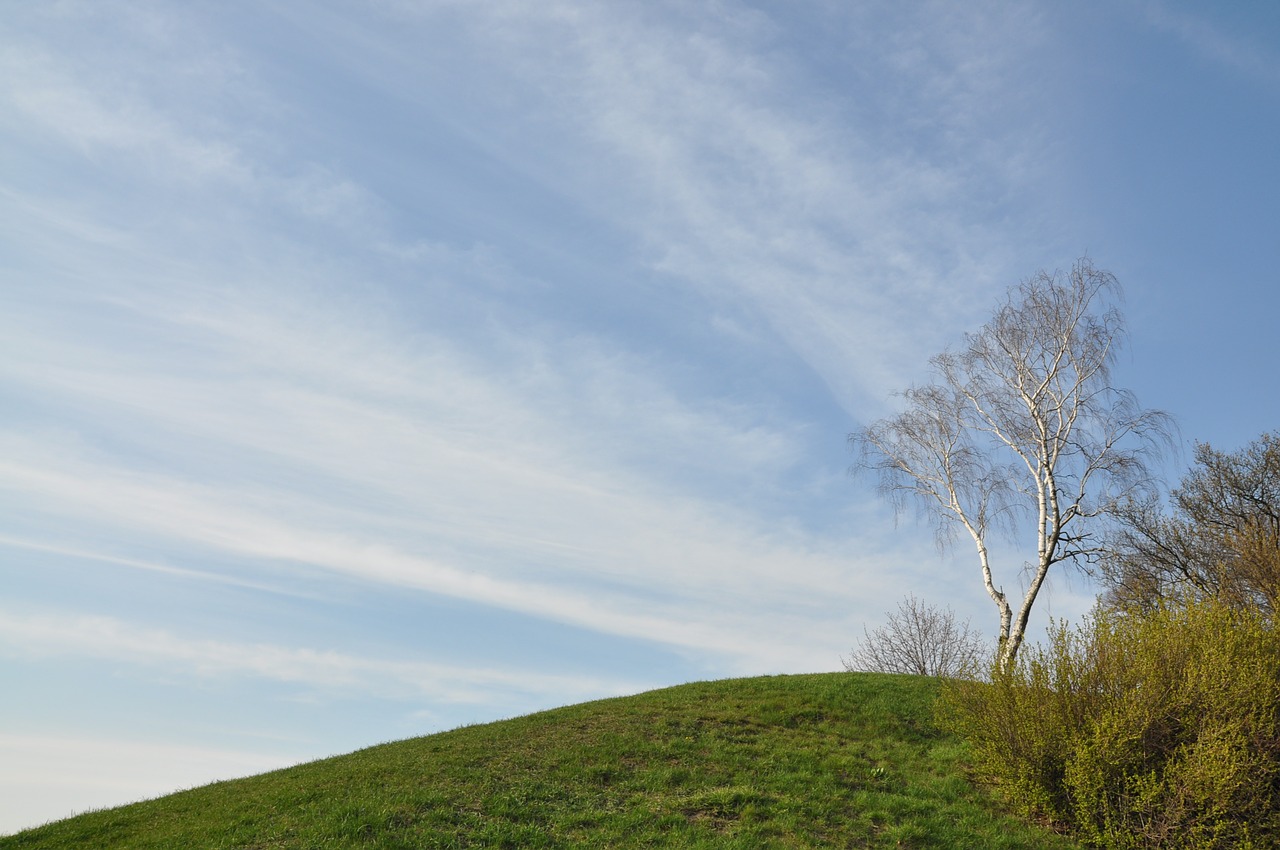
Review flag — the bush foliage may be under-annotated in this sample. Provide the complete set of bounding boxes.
[942,600,1280,848]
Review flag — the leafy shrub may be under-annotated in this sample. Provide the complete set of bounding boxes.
[941,600,1280,848]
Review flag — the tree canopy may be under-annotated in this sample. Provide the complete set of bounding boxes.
[1101,432,1280,615]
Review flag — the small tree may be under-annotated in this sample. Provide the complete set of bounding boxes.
[844,594,987,678]
[851,260,1172,669]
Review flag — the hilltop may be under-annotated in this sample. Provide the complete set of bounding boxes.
[2,673,1077,848]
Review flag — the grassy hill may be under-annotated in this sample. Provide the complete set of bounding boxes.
[2,673,1078,849]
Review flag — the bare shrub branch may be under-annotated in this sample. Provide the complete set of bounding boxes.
[844,595,989,678]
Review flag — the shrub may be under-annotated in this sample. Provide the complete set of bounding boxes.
[843,594,989,678]
[941,600,1280,848]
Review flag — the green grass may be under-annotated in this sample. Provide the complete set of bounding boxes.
[2,673,1079,848]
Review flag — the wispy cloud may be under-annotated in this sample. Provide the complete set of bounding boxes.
[0,46,245,182]
[2,171,897,675]
[284,0,1059,409]
[387,1,1050,406]
[0,426,888,671]
[0,24,387,248]
[0,608,643,705]
[0,534,303,597]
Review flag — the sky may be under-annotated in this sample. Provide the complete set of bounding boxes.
[3,0,1280,835]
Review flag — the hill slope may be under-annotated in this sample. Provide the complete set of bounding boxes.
[2,673,1077,848]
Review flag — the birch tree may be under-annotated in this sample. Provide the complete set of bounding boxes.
[851,260,1172,668]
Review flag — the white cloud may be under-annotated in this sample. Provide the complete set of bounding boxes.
[0,608,646,705]
[0,434,885,671]
[0,190,892,670]
[0,44,247,183]
[0,28,388,244]
[0,534,302,597]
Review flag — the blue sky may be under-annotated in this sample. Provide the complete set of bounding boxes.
[3,0,1279,834]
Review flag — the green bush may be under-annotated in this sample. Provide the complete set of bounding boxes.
[941,600,1280,848]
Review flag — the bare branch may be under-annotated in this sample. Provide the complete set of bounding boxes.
[843,595,989,678]
[1099,433,1280,615]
